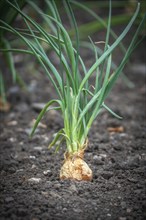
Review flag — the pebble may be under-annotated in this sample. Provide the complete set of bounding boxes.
[41,135,49,143]
[27,80,37,92]
[5,197,14,203]
[54,183,61,189]
[9,137,16,143]
[41,191,49,196]
[127,155,140,167]
[28,178,41,183]
[73,208,82,213]
[31,103,45,111]
[100,154,107,158]
[8,85,20,94]
[93,155,104,165]
[126,208,132,213]
[25,128,37,135]
[49,191,61,199]
[101,172,114,180]
[118,217,126,220]
[16,103,29,112]
[31,164,37,169]
[33,146,43,151]
[127,178,138,183]
[29,155,36,159]
[113,145,123,151]
[30,119,47,129]
[16,169,24,172]
[43,170,52,176]
[68,184,78,193]
[107,213,111,217]
[119,133,127,137]
[7,120,18,126]
[33,207,41,214]
[1,170,6,175]
[8,167,16,174]
[121,201,127,209]
[130,63,146,75]
[134,189,142,194]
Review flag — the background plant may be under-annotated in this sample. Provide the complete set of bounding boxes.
[0,0,26,107]
[1,0,143,106]
[0,0,145,180]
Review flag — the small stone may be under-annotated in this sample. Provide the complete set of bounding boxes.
[107,213,111,217]
[121,201,126,209]
[126,208,132,213]
[41,191,49,196]
[127,155,140,167]
[31,103,46,111]
[24,128,32,135]
[5,197,14,203]
[100,154,107,159]
[8,167,16,174]
[8,85,20,94]
[101,172,113,180]
[34,147,43,151]
[30,119,47,129]
[26,128,38,135]
[130,63,146,75]
[119,217,126,220]
[28,178,41,183]
[73,208,82,213]
[1,170,6,175]
[9,137,16,143]
[31,164,37,169]
[16,169,24,172]
[16,103,29,112]
[29,155,36,159]
[63,207,67,212]
[69,184,78,192]
[33,207,41,214]
[41,135,49,143]
[54,183,61,189]
[49,191,61,198]
[134,189,142,194]
[43,170,52,176]
[93,155,104,165]
[119,133,127,137]
[7,120,18,126]
[27,79,37,92]
[127,178,138,183]
[113,145,123,151]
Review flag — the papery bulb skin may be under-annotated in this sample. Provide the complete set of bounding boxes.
[60,150,92,181]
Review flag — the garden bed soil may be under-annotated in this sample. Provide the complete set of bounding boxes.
[0,16,146,220]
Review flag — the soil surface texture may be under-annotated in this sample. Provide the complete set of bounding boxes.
[0,8,146,220]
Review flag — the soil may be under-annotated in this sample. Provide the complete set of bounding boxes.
[0,5,146,220]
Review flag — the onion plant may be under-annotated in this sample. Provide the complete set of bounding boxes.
[0,0,145,181]
[0,0,26,101]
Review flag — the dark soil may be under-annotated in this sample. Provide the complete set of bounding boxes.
[0,6,146,220]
